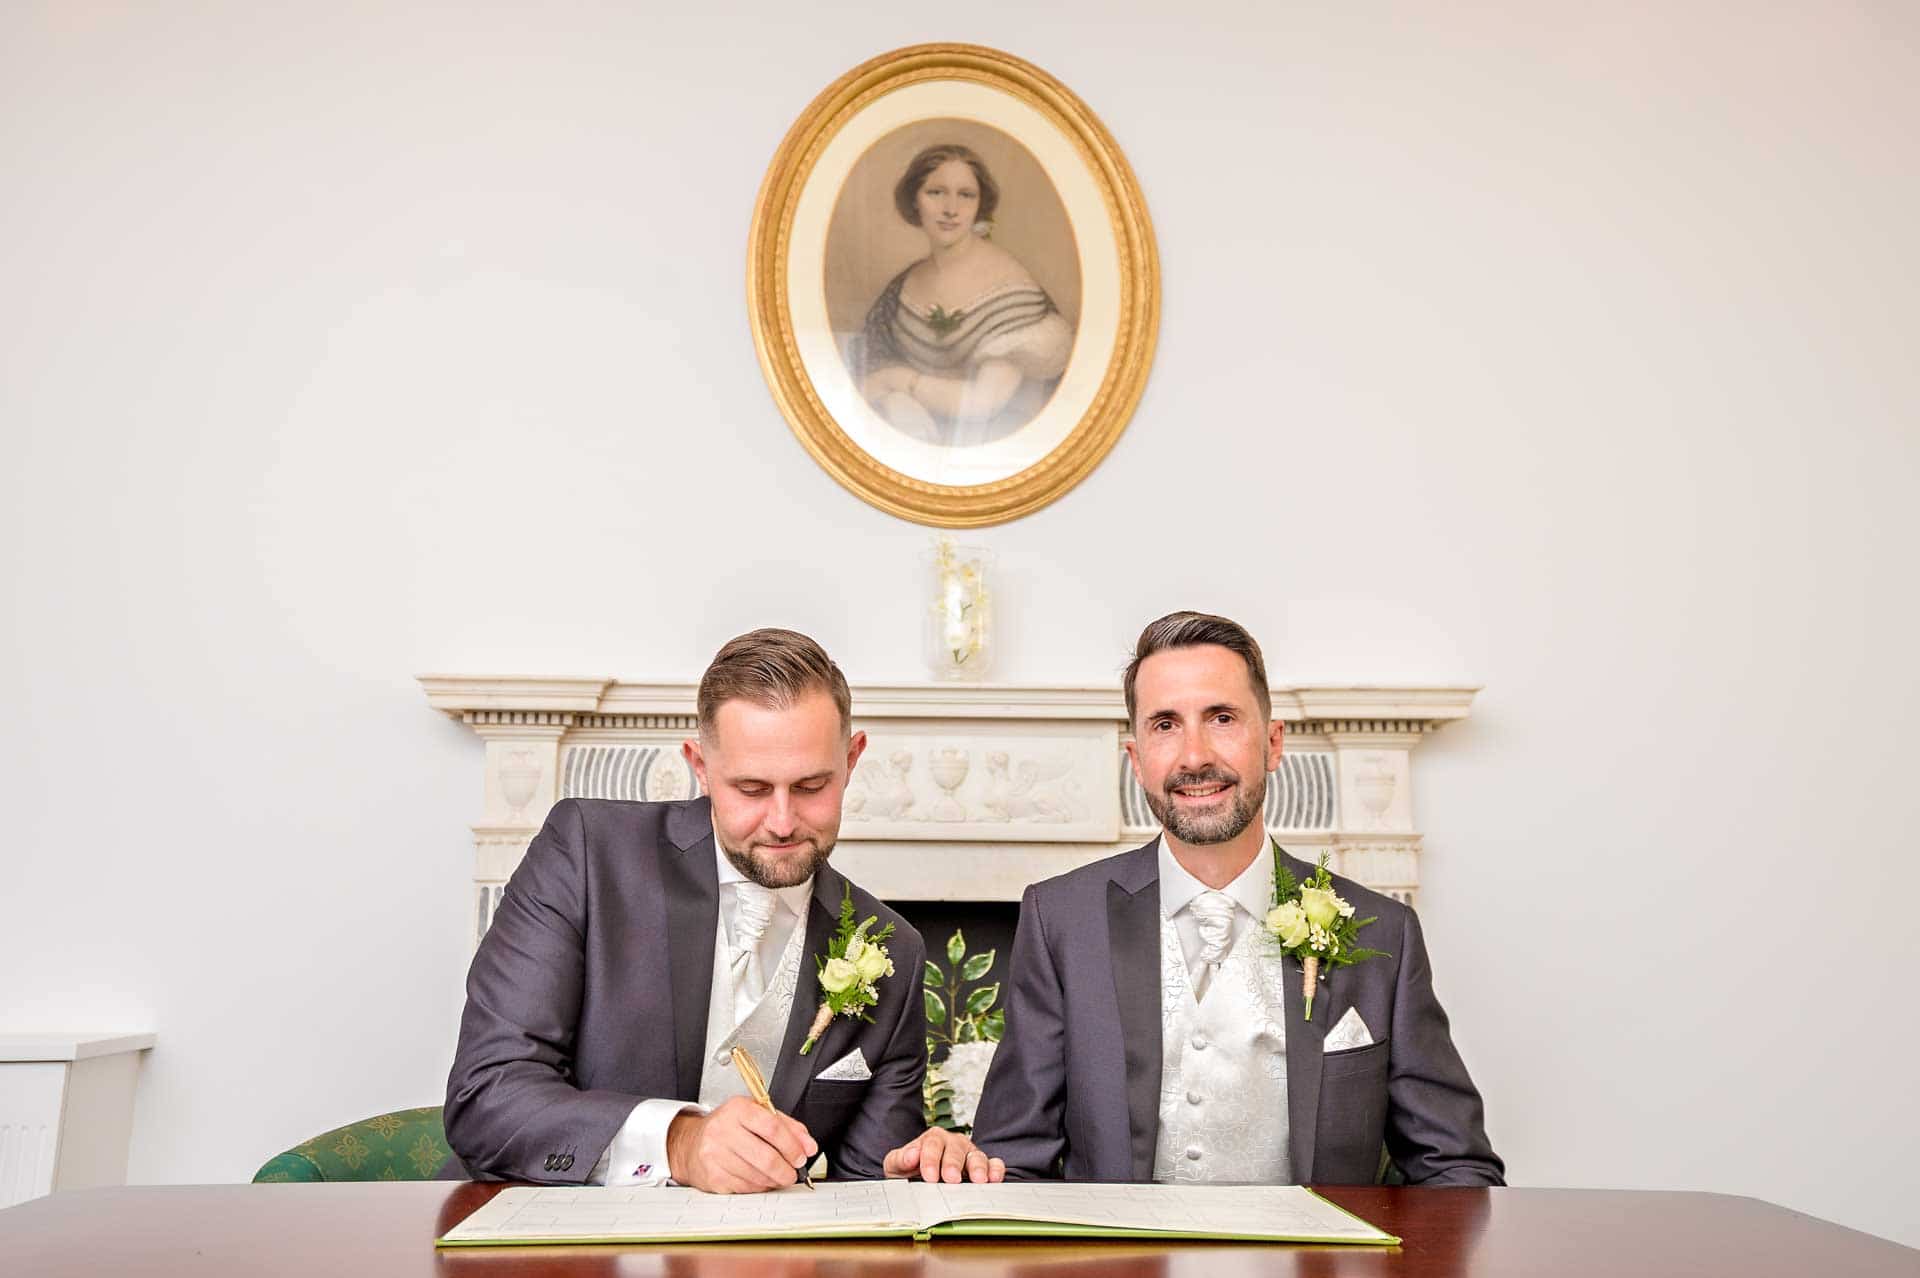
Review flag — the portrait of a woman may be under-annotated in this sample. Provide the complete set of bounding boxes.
[852,143,1076,447]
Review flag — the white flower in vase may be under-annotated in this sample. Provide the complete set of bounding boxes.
[936,1040,999,1130]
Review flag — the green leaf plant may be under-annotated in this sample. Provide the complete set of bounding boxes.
[921,928,1005,1128]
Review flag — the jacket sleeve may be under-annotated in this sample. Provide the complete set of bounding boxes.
[825,926,930,1179]
[1384,906,1506,1186]
[443,800,648,1182]
[969,884,1070,1179]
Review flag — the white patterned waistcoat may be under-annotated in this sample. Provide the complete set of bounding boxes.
[1152,912,1293,1183]
[696,909,808,1108]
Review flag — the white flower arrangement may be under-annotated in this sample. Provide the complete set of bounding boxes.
[930,1041,999,1130]
[800,887,895,1055]
[1263,843,1388,1021]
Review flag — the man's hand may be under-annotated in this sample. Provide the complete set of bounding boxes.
[666,1097,818,1194]
[883,1127,1006,1184]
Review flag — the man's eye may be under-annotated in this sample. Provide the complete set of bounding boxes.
[795,782,826,795]
[738,785,769,798]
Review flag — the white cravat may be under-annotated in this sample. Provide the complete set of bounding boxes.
[727,881,778,1021]
[1186,889,1237,999]
[1157,837,1273,985]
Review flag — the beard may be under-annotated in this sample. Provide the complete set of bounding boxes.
[721,833,836,889]
[1142,765,1266,845]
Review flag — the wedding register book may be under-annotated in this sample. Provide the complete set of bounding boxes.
[437,1181,1399,1247]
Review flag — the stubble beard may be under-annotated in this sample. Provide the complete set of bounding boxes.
[1144,766,1266,846]
[722,835,836,890]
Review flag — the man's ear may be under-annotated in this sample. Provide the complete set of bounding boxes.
[846,729,869,773]
[682,737,708,790]
[1266,719,1285,772]
[1122,736,1143,785]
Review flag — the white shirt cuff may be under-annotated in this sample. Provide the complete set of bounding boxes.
[590,1098,706,1186]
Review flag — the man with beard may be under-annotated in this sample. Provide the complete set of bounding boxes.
[971,612,1503,1186]
[445,629,1002,1190]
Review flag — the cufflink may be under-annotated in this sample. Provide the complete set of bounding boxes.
[559,1154,574,1171]
[543,1155,557,1171]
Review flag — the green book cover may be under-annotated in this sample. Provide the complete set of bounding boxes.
[437,1182,1399,1248]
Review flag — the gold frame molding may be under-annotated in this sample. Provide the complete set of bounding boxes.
[748,43,1160,528]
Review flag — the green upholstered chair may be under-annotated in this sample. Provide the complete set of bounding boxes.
[253,1105,451,1182]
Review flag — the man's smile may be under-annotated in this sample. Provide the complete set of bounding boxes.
[1172,783,1230,800]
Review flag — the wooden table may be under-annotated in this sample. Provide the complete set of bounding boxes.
[1,1182,1912,1276]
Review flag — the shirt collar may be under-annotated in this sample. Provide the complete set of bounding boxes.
[712,825,812,919]
[1157,835,1275,922]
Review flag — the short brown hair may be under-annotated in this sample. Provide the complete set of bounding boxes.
[697,628,852,737]
[894,144,1001,227]
[1122,611,1271,727]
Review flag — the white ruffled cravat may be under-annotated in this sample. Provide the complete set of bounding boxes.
[1187,890,1236,1000]
[728,882,778,1020]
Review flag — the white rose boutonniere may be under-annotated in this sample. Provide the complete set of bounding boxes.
[1264,841,1389,1021]
[1265,900,1311,949]
[800,886,896,1055]
[819,957,859,994]
[850,935,892,984]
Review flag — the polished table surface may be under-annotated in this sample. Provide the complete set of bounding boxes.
[1,1182,1913,1277]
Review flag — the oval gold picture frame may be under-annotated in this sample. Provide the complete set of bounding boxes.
[748,43,1159,528]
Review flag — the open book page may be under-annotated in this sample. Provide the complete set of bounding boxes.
[440,1181,921,1244]
[441,1181,1395,1246]
[902,1182,1396,1243]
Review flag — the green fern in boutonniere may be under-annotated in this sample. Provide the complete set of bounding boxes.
[799,886,896,1054]
[925,304,967,337]
[1264,842,1389,1021]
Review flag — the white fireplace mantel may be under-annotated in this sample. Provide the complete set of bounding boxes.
[421,677,1478,943]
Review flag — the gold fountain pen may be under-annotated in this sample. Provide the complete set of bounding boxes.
[729,1045,815,1190]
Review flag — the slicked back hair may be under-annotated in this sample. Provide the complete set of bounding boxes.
[1122,611,1271,728]
[696,628,852,740]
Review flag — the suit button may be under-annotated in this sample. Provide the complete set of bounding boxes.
[1190,1034,1207,1051]
[1185,1146,1202,1161]
[1186,1091,1202,1106]
[560,1155,574,1171]
[544,1156,556,1171]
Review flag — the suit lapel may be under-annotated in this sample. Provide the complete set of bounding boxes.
[1279,848,1329,1181]
[770,862,843,1113]
[662,798,720,1101]
[1106,842,1163,1182]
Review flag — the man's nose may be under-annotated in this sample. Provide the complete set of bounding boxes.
[766,790,797,835]
[1174,727,1216,773]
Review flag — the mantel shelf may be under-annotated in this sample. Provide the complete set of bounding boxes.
[423,676,1478,934]
[420,677,1481,725]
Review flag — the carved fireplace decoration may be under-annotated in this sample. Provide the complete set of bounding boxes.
[420,679,1477,946]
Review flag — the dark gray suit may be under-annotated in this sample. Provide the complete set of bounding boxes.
[971,840,1503,1186]
[443,796,928,1183]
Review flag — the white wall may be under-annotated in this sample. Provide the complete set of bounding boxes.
[3,0,1916,1247]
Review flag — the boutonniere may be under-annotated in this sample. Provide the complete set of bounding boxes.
[800,886,896,1055]
[1264,843,1390,1021]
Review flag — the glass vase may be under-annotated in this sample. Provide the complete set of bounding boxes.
[925,538,994,680]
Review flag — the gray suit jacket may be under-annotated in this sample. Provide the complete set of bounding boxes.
[443,797,927,1183]
[970,839,1503,1186]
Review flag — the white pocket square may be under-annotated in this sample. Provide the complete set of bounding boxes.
[1323,1007,1375,1053]
[817,1047,872,1082]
